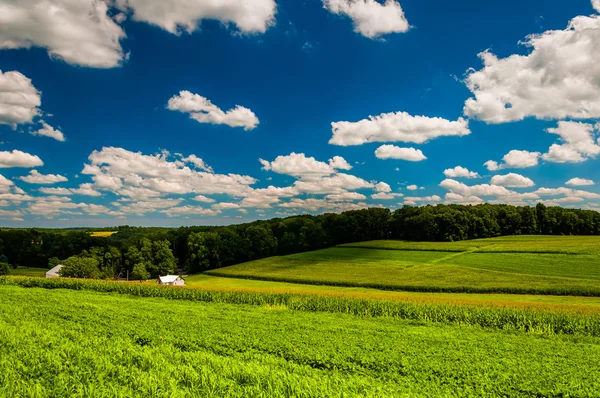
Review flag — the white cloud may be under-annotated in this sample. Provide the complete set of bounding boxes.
[328,155,352,170]
[0,150,43,168]
[329,112,470,146]
[18,170,67,184]
[371,192,403,200]
[279,197,368,213]
[82,147,256,197]
[181,154,213,172]
[484,150,540,170]
[325,192,366,201]
[594,0,600,13]
[375,182,391,193]
[212,202,240,210]
[29,122,65,141]
[116,0,276,35]
[161,206,221,217]
[293,173,374,195]
[566,178,594,186]
[39,183,100,197]
[403,195,441,205]
[117,198,183,215]
[490,173,535,188]
[0,0,126,68]
[541,121,600,163]
[444,192,484,205]
[0,70,41,126]
[374,145,427,161]
[535,187,600,199]
[193,195,216,203]
[406,184,419,191]
[167,91,259,131]
[260,153,339,179]
[443,166,479,178]
[323,0,409,38]
[0,174,14,193]
[440,179,513,197]
[464,15,600,122]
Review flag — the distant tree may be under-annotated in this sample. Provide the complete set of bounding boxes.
[245,225,277,260]
[187,232,221,272]
[130,262,150,281]
[0,254,8,264]
[59,256,100,279]
[0,262,9,276]
[150,240,177,277]
[48,257,61,269]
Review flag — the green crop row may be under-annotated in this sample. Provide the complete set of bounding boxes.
[3,276,600,337]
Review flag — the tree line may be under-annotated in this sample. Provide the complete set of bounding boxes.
[1,203,599,278]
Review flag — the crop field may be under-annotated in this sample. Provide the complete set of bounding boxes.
[206,236,600,296]
[89,231,118,237]
[8,267,46,277]
[1,283,600,397]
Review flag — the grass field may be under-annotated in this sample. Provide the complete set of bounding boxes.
[1,284,599,397]
[8,267,46,277]
[206,236,600,296]
[89,231,118,237]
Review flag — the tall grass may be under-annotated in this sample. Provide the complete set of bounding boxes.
[3,276,600,337]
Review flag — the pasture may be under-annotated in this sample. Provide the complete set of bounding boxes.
[206,236,600,296]
[8,267,46,277]
[1,283,599,397]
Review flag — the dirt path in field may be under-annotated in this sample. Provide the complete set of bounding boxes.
[429,245,498,264]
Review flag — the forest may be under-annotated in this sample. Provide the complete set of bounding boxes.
[1,203,599,279]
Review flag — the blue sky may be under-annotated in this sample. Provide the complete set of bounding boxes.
[0,0,599,227]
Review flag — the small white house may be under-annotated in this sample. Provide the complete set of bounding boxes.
[157,275,185,286]
[46,264,63,278]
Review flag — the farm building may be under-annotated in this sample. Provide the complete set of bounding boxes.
[157,275,185,286]
[46,264,63,278]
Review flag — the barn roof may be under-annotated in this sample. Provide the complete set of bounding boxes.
[46,264,63,276]
[158,275,180,283]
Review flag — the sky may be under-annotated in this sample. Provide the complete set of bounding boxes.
[0,0,600,227]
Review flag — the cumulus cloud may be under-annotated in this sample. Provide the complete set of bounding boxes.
[484,150,540,171]
[167,91,259,131]
[29,122,65,141]
[372,192,403,200]
[0,150,43,168]
[328,155,353,170]
[293,173,374,195]
[39,183,100,196]
[278,197,368,213]
[259,153,352,179]
[323,0,409,38]
[541,121,600,163]
[0,70,41,126]
[464,15,600,123]
[193,195,216,203]
[406,184,419,191]
[374,145,427,161]
[566,178,594,186]
[594,0,600,13]
[329,112,470,146]
[82,147,256,198]
[116,0,277,35]
[444,192,484,205]
[161,206,220,217]
[403,195,441,205]
[0,0,126,68]
[443,166,479,178]
[375,182,391,193]
[440,178,540,206]
[490,173,535,188]
[325,192,366,201]
[18,170,67,184]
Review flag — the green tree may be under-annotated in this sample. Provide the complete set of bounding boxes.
[59,256,101,279]
[245,225,277,260]
[150,240,177,277]
[187,232,221,272]
[48,257,61,269]
[130,262,150,281]
[0,262,9,276]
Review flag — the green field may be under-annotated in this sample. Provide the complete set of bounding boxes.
[8,267,46,277]
[206,236,600,296]
[1,284,600,397]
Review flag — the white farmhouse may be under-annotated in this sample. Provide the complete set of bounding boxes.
[46,264,63,278]
[157,275,185,286]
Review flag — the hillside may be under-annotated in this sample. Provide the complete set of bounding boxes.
[205,236,600,296]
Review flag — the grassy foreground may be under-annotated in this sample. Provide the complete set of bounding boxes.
[206,236,600,296]
[1,284,600,397]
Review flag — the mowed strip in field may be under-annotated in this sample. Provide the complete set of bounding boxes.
[1,285,600,397]
[205,236,600,296]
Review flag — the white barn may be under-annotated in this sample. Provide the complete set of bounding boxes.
[157,275,185,286]
[46,264,63,278]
